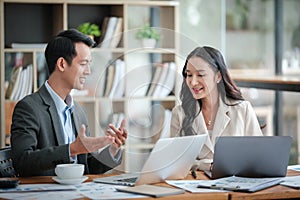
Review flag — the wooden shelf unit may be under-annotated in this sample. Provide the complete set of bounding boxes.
[0,0,179,172]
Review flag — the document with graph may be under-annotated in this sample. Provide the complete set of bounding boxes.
[197,176,283,192]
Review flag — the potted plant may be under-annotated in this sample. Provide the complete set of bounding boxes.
[77,22,101,41]
[135,24,160,48]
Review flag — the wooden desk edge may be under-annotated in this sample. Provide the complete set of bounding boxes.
[17,172,229,200]
[15,170,300,200]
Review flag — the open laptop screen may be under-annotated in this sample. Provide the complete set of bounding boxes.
[94,134,208,186]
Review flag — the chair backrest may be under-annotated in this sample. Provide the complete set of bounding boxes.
[0,147,17,177]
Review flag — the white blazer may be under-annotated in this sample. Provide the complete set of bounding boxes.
[170,97,263,171]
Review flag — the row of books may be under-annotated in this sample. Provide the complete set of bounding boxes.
[99,59,126,98]
[98,60,177,98]
[98,17,123,48]
[4,60,177,100]
[5,64,33,101]
[146,62,177,97]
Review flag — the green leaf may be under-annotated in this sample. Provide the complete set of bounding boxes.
[135,24,160,41]
[77,22,101,37]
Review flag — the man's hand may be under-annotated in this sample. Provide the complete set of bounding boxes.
[70,124,114,156]
[106,119,128,156]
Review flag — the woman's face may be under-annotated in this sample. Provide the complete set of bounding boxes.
[185,56,221,100]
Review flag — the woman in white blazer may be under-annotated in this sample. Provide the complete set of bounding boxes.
[170,46,263,171]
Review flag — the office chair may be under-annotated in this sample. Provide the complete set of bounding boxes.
[0,147,17,177]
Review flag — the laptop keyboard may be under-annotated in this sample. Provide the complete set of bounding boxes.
[116,177,138,183]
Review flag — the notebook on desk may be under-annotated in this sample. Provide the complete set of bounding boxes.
[205,136,292,179]
[94,134,208,186]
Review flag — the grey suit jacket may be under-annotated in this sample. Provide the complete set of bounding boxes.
[10,84,122,177]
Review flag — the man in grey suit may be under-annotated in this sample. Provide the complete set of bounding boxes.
[10,29,127,177]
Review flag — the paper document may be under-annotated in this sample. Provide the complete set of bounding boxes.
[77,182,147,199]
[197,176,282,192]
[0,184,76,193]
[288,165,300,171]
[166,180,226,193]
[0,182,147,200]
[280,176,300,188]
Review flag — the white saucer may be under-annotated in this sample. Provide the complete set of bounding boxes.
[52,176,88,185]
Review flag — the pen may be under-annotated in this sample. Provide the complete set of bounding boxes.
[197,184,211,189]
[197,184,240,191]
[191,169,197,179]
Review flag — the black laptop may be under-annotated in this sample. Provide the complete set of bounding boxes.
[205,136,292,179]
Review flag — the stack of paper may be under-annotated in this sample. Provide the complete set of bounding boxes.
[196,176,282,192]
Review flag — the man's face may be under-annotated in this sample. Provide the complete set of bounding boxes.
[64,42,92,90]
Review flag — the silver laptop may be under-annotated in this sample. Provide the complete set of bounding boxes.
[94,134,208,186]
[205,136,292,179]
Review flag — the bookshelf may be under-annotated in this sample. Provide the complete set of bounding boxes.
[0,0,180,172]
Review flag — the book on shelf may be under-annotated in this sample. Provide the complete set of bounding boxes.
[5,66,23,100]
[6,64,34,101]
[103,64,115,97]
[146,65,162,96]
[98,17,109,46]
[157,62,177,97]
[152,63,169,97]
[22,64,33,99]
[15,66,28,100]
[20,64,33,99]
[109,59,125,98]
[98,17,109,47]
[147,62,177,97]
[25,64,33,97]
[109,17,123,48]
[99,17,119,48]
[11,43,47,49]
[116,59,126,98]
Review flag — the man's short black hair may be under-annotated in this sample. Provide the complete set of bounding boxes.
[45,29,96,75]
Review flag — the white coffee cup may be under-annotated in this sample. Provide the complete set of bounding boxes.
[55,164,84,179]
